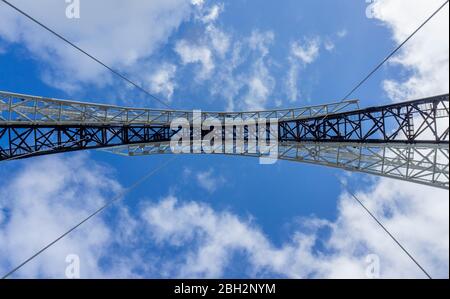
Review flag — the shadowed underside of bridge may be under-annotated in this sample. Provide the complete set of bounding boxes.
[0,91,449,189]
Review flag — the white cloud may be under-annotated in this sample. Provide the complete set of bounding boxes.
[324,39,335,52]
[337,29,348,38]
[206,25,230,57]
[0,154,123,278]
[367,0,449,100]
[286,37,320,102]
[238,31,275,110]
[191,0,204,6]
[205,29,276,111]
[291,38,320,65]
[139,188,448,278]
[286,63,300,103]
[248,30,274,58]
[147,63,177,100]
[330,179,449,278]
[196,169,226,193]
[0,0,194,92]
[242,62,274,110]
[1,156,446,278]
[175,39,215,80]
[200,4,224,24]
[169,2,228,87]
[284,30,348,103]
[209,42,245,111]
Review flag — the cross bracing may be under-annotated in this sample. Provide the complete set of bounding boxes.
[0,91,448,189]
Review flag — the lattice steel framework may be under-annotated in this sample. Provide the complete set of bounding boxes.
[103,141,449,189]
[1,91,448,189]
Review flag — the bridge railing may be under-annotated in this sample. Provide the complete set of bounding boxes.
[0,91,359,125]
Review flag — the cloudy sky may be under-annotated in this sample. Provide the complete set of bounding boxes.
[0,0,448,278]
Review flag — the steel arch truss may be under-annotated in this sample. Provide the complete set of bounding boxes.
[102,141,449,189]
[0,125,175,160]
[279,94,449,144]
[0,91,359,125]
[0,91,449,189]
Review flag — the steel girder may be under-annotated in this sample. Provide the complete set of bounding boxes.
[0,124,174,160]
[0,91,449,189]
[279,94,449,144]
[101,141,449,189]
[0,91,359,125]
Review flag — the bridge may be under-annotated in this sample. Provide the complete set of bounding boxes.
[0,91,448,189]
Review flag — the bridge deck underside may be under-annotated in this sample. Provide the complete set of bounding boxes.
[103,141,450,190]
[0,92,448,189]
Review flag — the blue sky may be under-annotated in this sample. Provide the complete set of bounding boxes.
[0,0,448,278]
